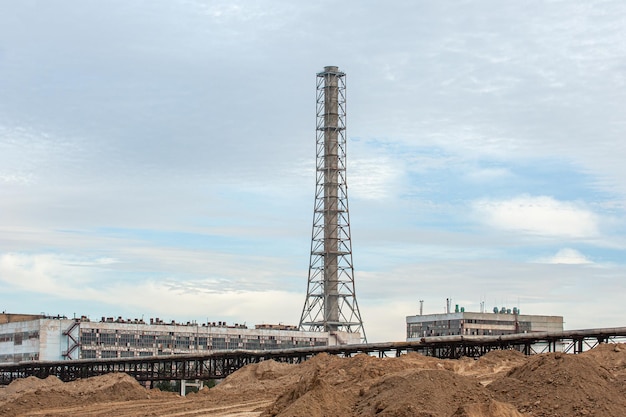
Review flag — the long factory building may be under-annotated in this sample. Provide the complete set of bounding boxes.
[0,313,345,364]
[406,306,563,340]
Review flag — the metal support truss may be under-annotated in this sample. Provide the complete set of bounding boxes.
[299,66,366,342]
[3,327,626,386]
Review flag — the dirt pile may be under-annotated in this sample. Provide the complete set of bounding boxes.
[490,352,626,417]
[356,369,493,417]
[190,358,300,408]
[451,400,524,417]
[0,372,170,417]
[1,375,63,397]
[262,352,509,417]
[582,342,626,376]
[3,345,626,416]
[262,349,626,417]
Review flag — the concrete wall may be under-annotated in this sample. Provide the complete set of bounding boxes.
[0,313,44,324]
[78,321,330,359]
[1,317,333,363]
[0,319,41,363]
[328,331,361,346]
[39,319,74,361]
[406,312,564,341]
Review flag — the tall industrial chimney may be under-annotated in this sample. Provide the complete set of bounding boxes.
[299,66,366,342]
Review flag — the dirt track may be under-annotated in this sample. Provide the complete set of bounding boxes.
[2,343,626,417]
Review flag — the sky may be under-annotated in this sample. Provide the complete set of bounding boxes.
[1,0,625,342]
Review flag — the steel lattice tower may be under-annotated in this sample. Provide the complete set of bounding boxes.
[298,66,366,343]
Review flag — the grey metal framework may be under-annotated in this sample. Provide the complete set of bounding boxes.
[299,66,366,341]
[3,327,626,385]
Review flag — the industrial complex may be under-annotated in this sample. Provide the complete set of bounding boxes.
[406,307,563,340]
[0,66,368,365]
[0,313,334,364]
[0,67,568,367]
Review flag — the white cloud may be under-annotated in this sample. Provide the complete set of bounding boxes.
[1,0,625,342]
[103,283,303,326]
[356,257,626,338]
[0,251,303,325]
[349,156,403,200]
[0,252,102,294]
[465,167,512,183]
[473,195,599,238]
[0,173,34,184]
[537,248,593,265]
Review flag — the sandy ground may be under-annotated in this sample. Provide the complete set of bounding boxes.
[2,343,626,417]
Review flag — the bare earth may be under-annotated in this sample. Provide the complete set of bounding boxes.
[2,343,626,417]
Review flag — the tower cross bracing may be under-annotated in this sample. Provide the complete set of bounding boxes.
[299,66,366,343]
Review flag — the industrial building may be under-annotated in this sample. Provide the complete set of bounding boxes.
[406,307,563,340]
[0,313,331,364]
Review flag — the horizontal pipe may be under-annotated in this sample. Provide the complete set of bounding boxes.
[2,326,626,376]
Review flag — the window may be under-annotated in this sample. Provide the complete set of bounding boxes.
[175,336,190,348]
[99,333,117,346]
[118,333,135,347]
[82,350,97,359]
[137,335,155,348]
[81,332,97,345]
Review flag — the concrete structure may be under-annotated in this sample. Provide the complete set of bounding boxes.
[299,66,366,342]
[406,309,564,340]
[0,313,330,364]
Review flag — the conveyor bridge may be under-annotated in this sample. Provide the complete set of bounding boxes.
[1,327,625,385]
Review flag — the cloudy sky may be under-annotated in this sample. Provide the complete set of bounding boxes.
[1,1,625,342]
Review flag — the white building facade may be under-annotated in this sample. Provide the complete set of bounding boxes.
[0,314,331,364]
[406,310,564,340]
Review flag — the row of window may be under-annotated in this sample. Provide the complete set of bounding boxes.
[80,330,312,342]
[79,332,326,349]
[81,350,155,359]
[0,331,39,345]
[80,339,323,349]
[407,321,534,338]
[79,339,328,359]
[0,352,39,363]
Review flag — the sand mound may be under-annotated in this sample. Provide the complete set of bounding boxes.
[5,345,626,416]
[0,373,161,417]
[192,359,302,408]
[223,359,295,385]
[3,375,63,396]
[461,349,528,384]
[261,354,379,417]
[452,399,524,417]
[262,352,521,417]
[490,352,626,417]
[260,348,626,417]
[64,372,154,402]
[356,368,494,417]
[582,342,626,372]
[264,366,354,417]
[476,349,527,366]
